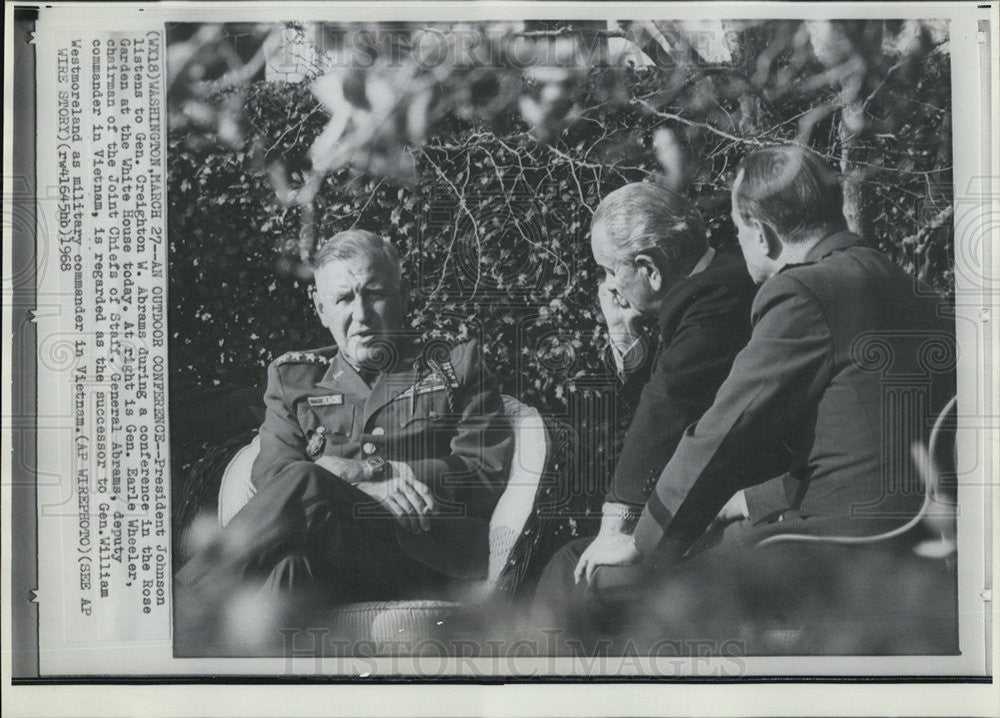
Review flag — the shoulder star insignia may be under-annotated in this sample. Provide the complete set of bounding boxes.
[275,351,331,367]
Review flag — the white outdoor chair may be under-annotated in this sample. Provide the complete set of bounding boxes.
[216,394,550,647]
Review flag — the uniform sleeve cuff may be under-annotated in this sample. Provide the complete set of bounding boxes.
[388,460,417,483]
[406,457,449,491]
[633,507,664,557]
[407,455,490,513]
[633,510,688,566]
[744,475,791,524]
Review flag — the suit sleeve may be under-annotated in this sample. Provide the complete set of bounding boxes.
[607,283,753,510]
[743,473,795,522]
[633,274,834,560]
[406,340,514,518]
[250,361,335,492]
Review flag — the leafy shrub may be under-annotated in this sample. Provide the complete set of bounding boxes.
[169,59,953,564]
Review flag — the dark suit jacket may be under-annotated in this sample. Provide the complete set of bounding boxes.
[607,247,756,509]
[249,338,513,579]
[633,232,956,560]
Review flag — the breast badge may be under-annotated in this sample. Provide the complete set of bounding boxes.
[306,426,328,458]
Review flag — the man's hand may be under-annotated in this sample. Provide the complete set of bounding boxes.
[573,528,642,585]
[355,470,436,534]
[314,455,370,484]
[598,280,643,355]
[689,490,750,555]
[715,489,749,525]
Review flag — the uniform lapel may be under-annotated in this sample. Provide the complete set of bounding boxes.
[655,250,726,367]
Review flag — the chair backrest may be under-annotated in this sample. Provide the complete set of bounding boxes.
[482,395,550,595]
[218,436,260,527]
[217,396,550,595]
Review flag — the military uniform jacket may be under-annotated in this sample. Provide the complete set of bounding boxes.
[633,232,956,560]
[251,338,513,579]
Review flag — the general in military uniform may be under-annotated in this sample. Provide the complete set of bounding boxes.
[177,230,513,605]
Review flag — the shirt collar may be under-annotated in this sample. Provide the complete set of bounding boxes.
[804,230,861,263]
[318,351,372,397]
[317,337,417,392]
[687,246,716,277]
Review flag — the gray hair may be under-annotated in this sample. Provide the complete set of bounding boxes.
[312,229,402,286]
[591,182,708,277]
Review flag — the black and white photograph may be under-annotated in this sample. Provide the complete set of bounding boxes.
[165,14,966,659]
[3,0,999,714]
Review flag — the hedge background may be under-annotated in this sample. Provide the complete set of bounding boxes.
[168,53,953,573]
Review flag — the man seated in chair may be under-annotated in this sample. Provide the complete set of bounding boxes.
[545,182,757,582]
[534,146,955,637]
[177,229,513,607]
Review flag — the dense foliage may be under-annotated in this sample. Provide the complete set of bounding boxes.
[169,30,954,564]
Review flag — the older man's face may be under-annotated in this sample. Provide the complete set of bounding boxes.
[312,256,404,370]
[590,221,659,315]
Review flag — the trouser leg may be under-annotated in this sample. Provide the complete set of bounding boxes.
[530,537,652,653]
[531,538,590,630]
[177,466,445,604]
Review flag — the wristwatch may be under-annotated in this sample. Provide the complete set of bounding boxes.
[365,454,387,481]
[601,501,640,522]
[601,501,640,531]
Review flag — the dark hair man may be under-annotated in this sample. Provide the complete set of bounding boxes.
[561,145,955,595]
[532,181,756,612]
[177,230,513,606]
